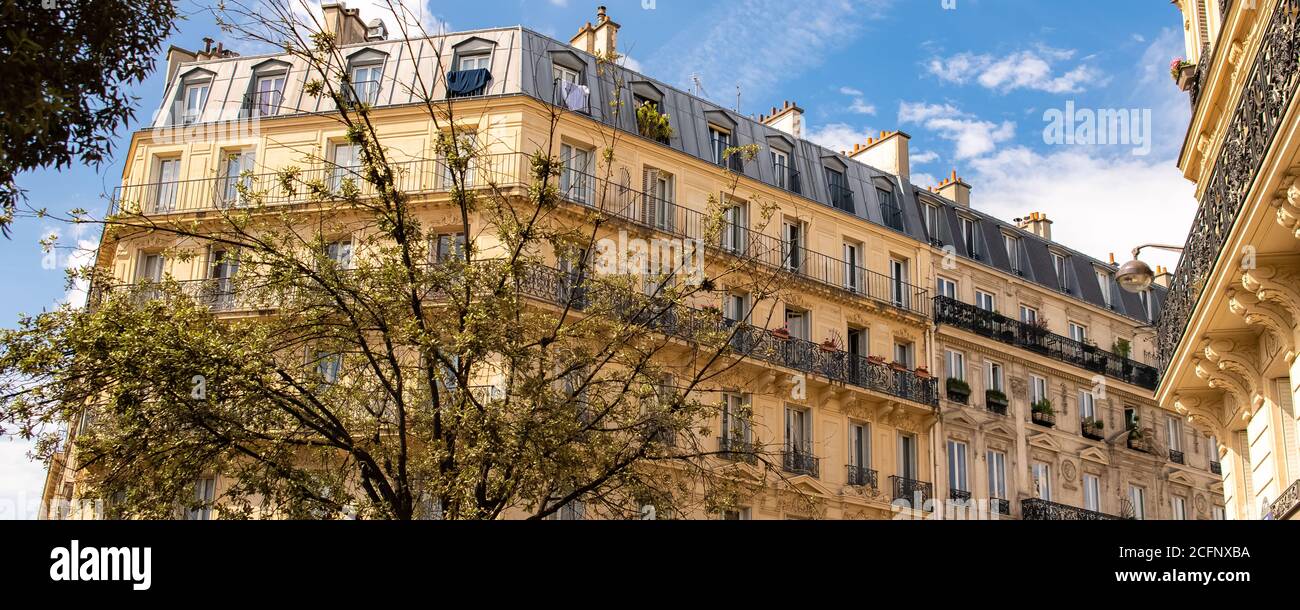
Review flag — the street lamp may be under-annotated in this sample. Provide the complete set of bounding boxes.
[1116,244,1185,293]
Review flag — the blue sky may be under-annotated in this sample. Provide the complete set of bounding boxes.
[0,0,1198,517]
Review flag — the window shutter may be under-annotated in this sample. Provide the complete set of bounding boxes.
[641,168,656,224]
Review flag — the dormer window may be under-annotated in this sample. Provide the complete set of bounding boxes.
[826,168,851,212]
[1096,267,1115,308]
[253,74,286,117]
[709,126,732,166]
[348,62,382,105]
[878,187,903,231]
[924,203,940,242]
[1052,251,1070,292]
[183,81,210,125]
[959,215,980,259]
[1004,233,1021,274]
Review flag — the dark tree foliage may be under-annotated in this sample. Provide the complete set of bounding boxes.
[0,0,180,235]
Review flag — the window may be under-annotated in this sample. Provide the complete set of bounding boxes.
[183,81,210,124]
[889,257,910,308]
[560,143,593,204]
[987,450,1007,500]
[771,149,790,189]
[1097,268,1114,307]
[1128,485,1146,520]
[947,440,969,494]
[1166,417,1183,452]
[1124,407,1138,432]
[440,131,478,188]
[349,62,383,104]
[784,306,809,340]
[1083,474,1101,512]
[975,290,996,312]
[253,74,286,117]
[1026,377,1046,407]
[893,341,914,369]
[1032,462,1052,501]
[826,168,851,212]
[897,433,918,479]
[782,219,804,272]
[849,422,870,468]
[186,477,216,520]
[709,126,732,166]
[152,157,181,212]
[1172,496,1187,520]
[721,393,750,443]
[843,241,862,292]
[785,405,811,452]
[435,233,466,263]
[936,277,957,299]
[219,150,256,206]
[1079,390,1096,419]
[945,349,965,381]
[315,350,342,384]
[846,326,868,358]
[721,507,751,520]
[325,239,353,269]
[552,64,580,86]
[457,53,490,71]
[986,361,1004,392]
[1068,321,1087,343]
[724,292,748,324]
[1052,252,1070,291]
[721,201,747,254]
[1004,233,1021,272]
[1138,289,1154,321]
[959,216,979,258]
[879,188,903,230]
[138,252,165,283]
[330,142,361,192]
[1019,304,1038,325]
[1212,505,1226,520]
[923,203,940,240]
[642,168,674,231]
[550,499,585,521]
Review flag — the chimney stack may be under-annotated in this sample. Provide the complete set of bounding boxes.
[1153,265,1172,288]
[571,5,620,57]
[847,130,911,183]
[936,169,971,207]
[322,2,368,46]
[760,100,804,139]
[1017,212,1053,241]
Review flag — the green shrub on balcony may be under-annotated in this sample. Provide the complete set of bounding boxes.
[1031,399,1054,415]
[985,388,1008,406]
[636,101,673,143]
[946,377,970,403]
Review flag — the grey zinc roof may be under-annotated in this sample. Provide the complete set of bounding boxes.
[152,25,1163,323]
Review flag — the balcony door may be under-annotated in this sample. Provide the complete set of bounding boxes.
[153,158,181,213]
[897,433,917,480]
[889,257,909,308]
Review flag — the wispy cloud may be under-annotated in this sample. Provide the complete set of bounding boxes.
[910,150,940,164]
[927,45,1106,94]
[650,0,893,104]
[805,122,878,154]
[899,102,1015,159]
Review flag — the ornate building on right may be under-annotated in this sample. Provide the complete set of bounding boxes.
[1147,0,1300,520]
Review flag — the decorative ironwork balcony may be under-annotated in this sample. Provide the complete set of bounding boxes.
[782,445,820,478]
[991,498,1010,516]
[890,475,933,510]
[985,390,1008,415]
[846,464,877,488]
[1156,0,1300,370]
[1210,461,1222,475]
[1169,449,1185,465]
[934,296,1157,389]
[1271,478,1300,520]
[949,489,971,504]
[718,436,757,465]
[1022,498,1128,520]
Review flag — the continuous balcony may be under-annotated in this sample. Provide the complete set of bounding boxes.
[98,263,940,408]
[934,296,1158,389]
[1156,0,1300,370]
[1021,498,1128,520]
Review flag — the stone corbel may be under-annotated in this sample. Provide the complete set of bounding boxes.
[1226,288,1297,363]
[1272,179,1300,240]
[1173,393,1229,439]
[1242,264,1300,326]
[1194,337,1265,419]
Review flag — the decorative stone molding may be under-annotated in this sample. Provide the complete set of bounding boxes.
[1242,264,1300,326]
[1226,288,1297,363]
[1197,335,1266,415]
[1274,178,1300,240]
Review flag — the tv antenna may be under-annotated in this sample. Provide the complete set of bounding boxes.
[691,73,708,99]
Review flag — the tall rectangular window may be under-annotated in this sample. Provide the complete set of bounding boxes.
[849,422,870,468]
[936,276,957,299]
[709,127,731,166]
[1129,485,1146,520]
[924,203,940,240]
[721,201,747,254]
[947,440,968,493]
[560,143,593,205]
[960,216,979,258]
[187,477,216,520]
[894,341,914,369]
[1032,462,1051,501]
[945,349,965,381]
[1172,496,1187,520]
[1052,252,1069,291]
[846,326,867,357]
[986,450,1007,500]
[1068,321,1088,343]
[315,351,342,384]
[325,239,353,269]
[643,168,674,231]
[254,74,286,116]
[183,82,210,124]
[1079,390,1096,420]
[721,393,750,443]
[1166,417,1183,452]
[330,142,361,192]
[1004,233,1020,272]
[890,257,909,308]
[435,233,467,263]
[219,150,256,206]
[897,433,917,479]
[826,168,851,211]
[771,149,790,189]
[784,405,811,451]
[1097,268,1114,307]
[1083,474,1101,512]
[843,241,861,292]
[1030,375,1047,404]
[783,220,804,272]
[724,292,748,324]
[153,157,181,212]
[987,361,1004,392]
[138,252,165,283]
[975,290,996,312]
[784,307,809,340]
[1019,304,1038,325]
[349,63,383,104]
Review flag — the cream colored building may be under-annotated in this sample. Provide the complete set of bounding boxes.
[42,4,1222,519]
[1149,0,1300,520]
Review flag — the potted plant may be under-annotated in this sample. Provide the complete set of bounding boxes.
[1111,337,1132,359]
[769,325,790,340]
[946,377,971,404]
[867,355,886,365]
[914,366,932,380]
[985,389,1009,414]
[1170,57,1196,91]
[1031,399,1056,427]
[636,101,674,144]
[820,337,838,352]
[1082,416,1105,440]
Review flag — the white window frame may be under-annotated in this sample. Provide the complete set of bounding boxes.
[945,349,966,381]
[849,422,871,469]
[1172,495,1187,520]
[457,53,491,72]
[559,143,594,205]
[947,440,969,494]
[897,433,918,479]
[1004,233,1020,272]
[936,276,957,299]
[1079,389,1096,420]
[1083,474,1101,512]
[348,63,383,104]
[1129,485,1146,520]
[771,149,790,189]
[986,361,1004,392]
[182,81,210,125]
[986,450,1007,500]
[1032,462,1052,501]
[1068,321,1088,343]
[552,64,580,85]
[1019,304,1038,325]
[975,289,996,312]
[843,241,862,292]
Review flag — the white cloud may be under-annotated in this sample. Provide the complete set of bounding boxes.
[549,0,569,6]
[899,102,1015,159]
[911,172,939,189]
[910,150,940,164]
[805,122,877,155]
[651,0,893,103]
[927,46,1106,94]
[839,86,864,96]
[848,98,877,115]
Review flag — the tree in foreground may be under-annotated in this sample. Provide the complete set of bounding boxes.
[1,0,816,519]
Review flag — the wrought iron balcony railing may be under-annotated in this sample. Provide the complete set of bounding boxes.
[934,296,1158,389]
[890,475,933,510]
[1021,498,1128,520]
[782,444,820,478]
[1169,449,1185,465]
[1156,0,1300,370]
[949,488,971,504]
[991,498,1010,516]
[880,202,904,232]
[1210,461,1222,475]
[1271,478,1300,520]
[846,464,877,488]
[828,183,853,213]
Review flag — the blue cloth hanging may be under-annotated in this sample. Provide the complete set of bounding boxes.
[447,69,490,97]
